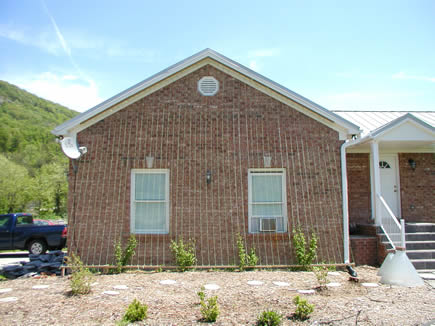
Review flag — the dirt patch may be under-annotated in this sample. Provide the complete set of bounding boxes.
[0,266,434,325]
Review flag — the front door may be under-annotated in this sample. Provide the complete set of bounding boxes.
[379,154,400,219]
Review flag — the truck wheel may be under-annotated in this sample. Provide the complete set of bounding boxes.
[28,239,47,255]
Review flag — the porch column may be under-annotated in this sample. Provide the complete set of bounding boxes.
[370,141,382,225]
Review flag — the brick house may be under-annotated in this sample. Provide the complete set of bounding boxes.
[53,49,434,267]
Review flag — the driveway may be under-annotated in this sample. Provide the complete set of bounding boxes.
[0,252,29,268]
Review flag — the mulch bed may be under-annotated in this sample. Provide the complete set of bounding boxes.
[0,266,434,325]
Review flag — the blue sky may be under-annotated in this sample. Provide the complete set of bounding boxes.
[1,0,434,113]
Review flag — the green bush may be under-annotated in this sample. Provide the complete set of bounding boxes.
[292,227,318,271]
[292,295,314,320]
[69,253,93,295]
[122,299,148,323]
[170,238,196,272]
[197,287,219,322]
[256,310,282,326]
[236,233,258,271]
[313,265,329,289]
[112,234,138,274]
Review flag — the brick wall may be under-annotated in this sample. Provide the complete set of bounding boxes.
[399,153,435,223]
[350,236,378,266]
[347,153,372,224]
[67,64,345,266]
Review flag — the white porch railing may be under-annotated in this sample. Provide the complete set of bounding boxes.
[377,194,406,250]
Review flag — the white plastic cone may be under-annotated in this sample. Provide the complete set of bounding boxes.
[377,252,394,277]
[379,250,424,287]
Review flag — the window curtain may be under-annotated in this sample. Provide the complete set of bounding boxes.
[134,173,166,232]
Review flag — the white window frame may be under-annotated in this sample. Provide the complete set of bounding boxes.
[248,168,287,233]
[130,169,170,234]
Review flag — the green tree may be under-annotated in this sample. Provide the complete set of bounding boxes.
[0,154,34,213]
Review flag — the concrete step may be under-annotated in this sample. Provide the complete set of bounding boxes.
[404,241,435,250]
[406,223,435,233]
[410,259,435,270]
[406,249,435,260]
[379,232,435,243]
[406,232,435,241]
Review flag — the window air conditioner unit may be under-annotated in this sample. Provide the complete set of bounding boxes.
[260,218,276,232]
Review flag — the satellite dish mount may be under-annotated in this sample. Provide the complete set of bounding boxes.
[59,134,87,160]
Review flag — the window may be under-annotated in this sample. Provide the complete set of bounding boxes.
[248,169,287,233]
[379,161,391,169]
[131,169,169,234]
[16,215,32,226]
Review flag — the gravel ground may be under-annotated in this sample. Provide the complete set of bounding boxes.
[0,266,434,325]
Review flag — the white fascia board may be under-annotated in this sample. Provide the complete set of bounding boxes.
[52,48,361,136]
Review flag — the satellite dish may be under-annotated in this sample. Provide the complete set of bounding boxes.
[60,136,82,159]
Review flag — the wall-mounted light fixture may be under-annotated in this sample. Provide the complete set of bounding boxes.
[408,159,416,171]
[146,155,154,168]
[263,154,272,168]
[206,170,212,184]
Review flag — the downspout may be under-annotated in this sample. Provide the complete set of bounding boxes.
[340,135,369,264]
[340,140,353,264]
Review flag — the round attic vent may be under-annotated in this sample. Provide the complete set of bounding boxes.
[198,76,219,96]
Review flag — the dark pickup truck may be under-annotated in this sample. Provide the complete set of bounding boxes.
[0,213,67,255]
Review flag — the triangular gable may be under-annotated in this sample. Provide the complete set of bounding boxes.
[371,113,435,141]
[52,48,360,138]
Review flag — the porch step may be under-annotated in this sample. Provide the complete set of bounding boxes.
[405,223,435,271]
[406,249,435,260]
[379,223,435,271]
[405,223,435,233]
[379,232,435,243]
[410,259,435,270]
[405,241,435,250]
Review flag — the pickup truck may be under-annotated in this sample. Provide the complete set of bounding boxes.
[0,213,67,255]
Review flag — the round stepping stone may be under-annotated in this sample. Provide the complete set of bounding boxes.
[0,288,12,293]
[204,284,220,290]
[113,285,128,290]
[247,280,264,286]
[328,272,340,276]
[362,283,379,288]
[326,282,341,287]
[0,297,18,302]
[273,281,290,287]
[160,280,177,285]
[297,289,315,295]
[32,285,49,289]
[103,291,119,296]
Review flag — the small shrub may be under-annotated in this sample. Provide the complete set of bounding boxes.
[256,310,282,326]
[313,265,329,289]
[112,234,138,274]
[170,238,196,272]
[69,253,93,295]
[292,227,318,271]
[197,287,220,322]
[236,233,258,271]
[122,299,148,323]
[292,295,314,321]
[0,274,7,281]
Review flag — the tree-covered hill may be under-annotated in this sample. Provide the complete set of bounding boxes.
[0,80,80,217]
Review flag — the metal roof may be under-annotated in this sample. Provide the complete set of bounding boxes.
[52,48,360,136]
[332,111,435,136]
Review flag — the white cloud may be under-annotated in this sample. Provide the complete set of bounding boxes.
[0,24,62,55]
[0,23,155,62]
[392,72,435,83]
[6,72,103,112]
